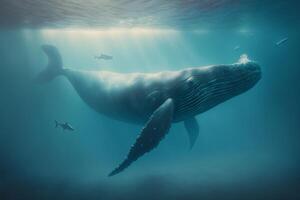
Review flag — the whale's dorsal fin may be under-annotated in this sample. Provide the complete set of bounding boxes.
[108,98,174,176]
[184,117,199,149]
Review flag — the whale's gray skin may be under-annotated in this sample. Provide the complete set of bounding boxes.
[37,45,261,176]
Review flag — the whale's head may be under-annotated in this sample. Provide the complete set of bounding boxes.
[174,55,261,119]
[208,55,262,96]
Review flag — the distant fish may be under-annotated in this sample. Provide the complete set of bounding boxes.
[234,45,240,51]
[95,54,113,60]
[276,37,288,46]
[55,120,75,131]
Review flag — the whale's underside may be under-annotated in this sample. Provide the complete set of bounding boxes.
[37,45,261,176]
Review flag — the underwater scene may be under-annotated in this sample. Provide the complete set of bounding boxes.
[0,0,299,199]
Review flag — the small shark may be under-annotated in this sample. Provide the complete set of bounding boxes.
[55,120,75,131]
[94,54,113,60]
[276,37,288,46]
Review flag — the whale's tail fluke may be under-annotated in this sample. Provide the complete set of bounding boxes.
[36,45,63,83]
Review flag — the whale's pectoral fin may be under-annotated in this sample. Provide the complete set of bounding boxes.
[184,117,199,149]
[108,98,174,177]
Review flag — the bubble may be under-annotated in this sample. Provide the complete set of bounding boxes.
[239,54,250,64]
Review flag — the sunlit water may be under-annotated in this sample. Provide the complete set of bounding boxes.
[0,1,299,200]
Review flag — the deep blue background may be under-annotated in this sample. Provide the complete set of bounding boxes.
[0,1,299,199]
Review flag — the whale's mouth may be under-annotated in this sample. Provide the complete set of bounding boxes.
[229,61,261,92]
[236,55,261,79]
[174,61,261,120]
[241,61,261,83]
[252,67,262,82]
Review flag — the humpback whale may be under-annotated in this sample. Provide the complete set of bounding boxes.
[37,45,261,176]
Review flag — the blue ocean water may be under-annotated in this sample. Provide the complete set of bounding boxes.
[0,1,299,199]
